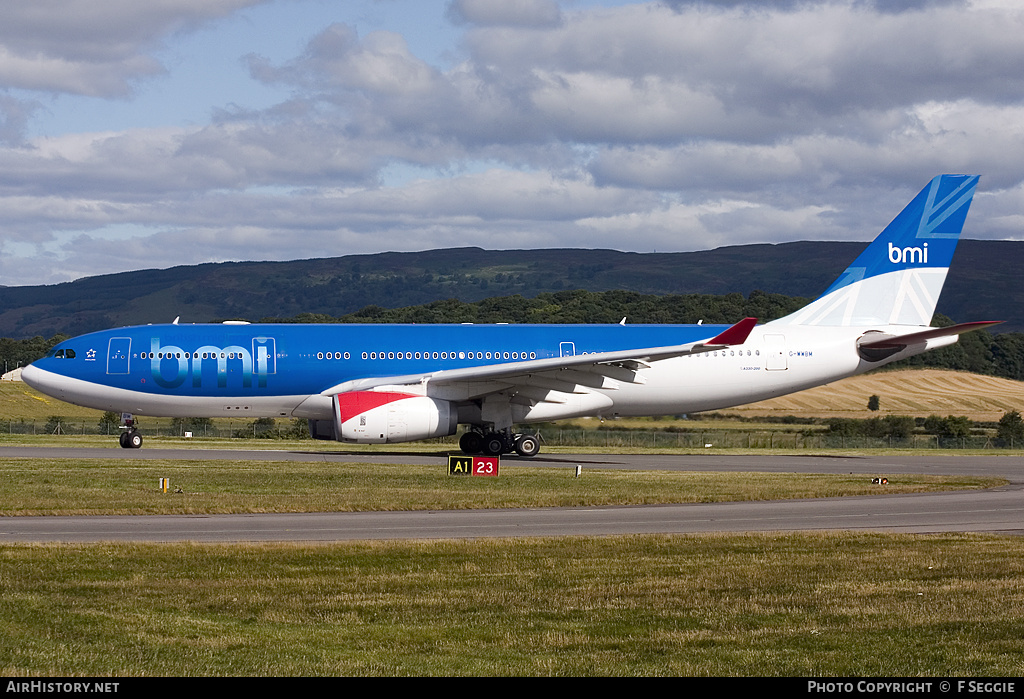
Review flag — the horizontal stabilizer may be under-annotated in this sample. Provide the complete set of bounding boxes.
[856,320,1001,362]
[858,321,1002,350]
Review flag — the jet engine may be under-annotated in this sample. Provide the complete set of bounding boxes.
[330,390,458,444]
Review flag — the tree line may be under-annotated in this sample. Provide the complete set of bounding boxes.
[0,335,67,375]
[825,411,1024,445]
[4,290,1024,382]
[260,290,1024,381]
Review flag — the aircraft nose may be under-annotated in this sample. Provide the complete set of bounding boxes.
[21,363,55,394]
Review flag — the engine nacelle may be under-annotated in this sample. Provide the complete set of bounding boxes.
[332,391,458,444]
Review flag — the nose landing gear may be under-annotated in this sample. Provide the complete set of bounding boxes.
[118,413,143,449]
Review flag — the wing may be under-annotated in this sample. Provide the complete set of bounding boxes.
[319,317,759,400]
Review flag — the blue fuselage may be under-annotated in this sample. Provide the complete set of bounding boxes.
[34,322,731,399]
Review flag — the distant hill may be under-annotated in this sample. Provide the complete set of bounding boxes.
[1,239,1021,339]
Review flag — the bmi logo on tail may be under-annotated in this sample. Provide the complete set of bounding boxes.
[888,242,928,264]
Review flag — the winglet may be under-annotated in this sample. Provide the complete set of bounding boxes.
[704,317,758,346]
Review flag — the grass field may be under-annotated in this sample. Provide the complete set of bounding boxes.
[4,534,1024,676]
[3,370,1024,675]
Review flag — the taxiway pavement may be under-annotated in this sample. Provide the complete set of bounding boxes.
[2,447,1022,542]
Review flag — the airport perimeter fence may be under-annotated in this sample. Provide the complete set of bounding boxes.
[1,419,298,440]
[529,428,1017,450]
[3,419,1020,449]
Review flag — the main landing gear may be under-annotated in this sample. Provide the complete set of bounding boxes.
[118,414,143,449]
[459,429,540,457]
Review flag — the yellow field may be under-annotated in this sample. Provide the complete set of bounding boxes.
[720,369,1024,421]
[3,368,1023,425]
[0,378,102,419]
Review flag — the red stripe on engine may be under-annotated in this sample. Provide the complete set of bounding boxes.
[334,391,415,421]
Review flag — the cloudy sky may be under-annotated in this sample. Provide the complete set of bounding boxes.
[2,0,1023,286]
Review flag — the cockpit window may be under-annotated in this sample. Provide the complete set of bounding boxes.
[65,349,76,359]
[55,349,64,358]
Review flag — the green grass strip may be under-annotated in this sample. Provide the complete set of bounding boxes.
[3,534,1024,676]
[0,457,1003,516]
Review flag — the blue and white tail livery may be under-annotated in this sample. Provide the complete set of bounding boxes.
[776,174,979,327]
[23,175,1000,456]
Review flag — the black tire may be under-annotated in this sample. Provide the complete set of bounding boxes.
[482,434,505,456]
[128,431,143,449]
[118,431,130,448]
[514,434,540,457]
[459,431,483,454]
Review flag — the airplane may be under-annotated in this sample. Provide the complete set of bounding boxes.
[22,174,998,456]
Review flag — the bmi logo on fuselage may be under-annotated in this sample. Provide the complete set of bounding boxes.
[148,337,276,389]
[888,242,929,265]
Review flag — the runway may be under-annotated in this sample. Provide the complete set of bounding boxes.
[2,446,1024,542]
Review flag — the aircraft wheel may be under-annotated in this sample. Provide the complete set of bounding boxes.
[459,431,483,454]
[127,431,143,449]
[514,434,540,457]
[482,433,505,456]
[118,432,130,448]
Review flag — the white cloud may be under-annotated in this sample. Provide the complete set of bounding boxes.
[0,0,266,97]
[1,0,1024,286]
